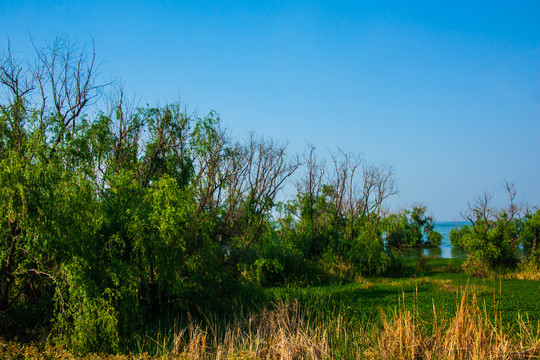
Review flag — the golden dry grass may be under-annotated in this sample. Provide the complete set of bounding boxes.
[367,289,540,360]
[504,262,540,281]
[170,300,328,360]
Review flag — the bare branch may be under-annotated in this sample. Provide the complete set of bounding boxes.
[31,37,105,158]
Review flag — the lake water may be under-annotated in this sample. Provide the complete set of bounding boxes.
[400,221,469,259]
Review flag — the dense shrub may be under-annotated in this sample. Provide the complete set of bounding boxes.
[521,209,540,264]
[384,206,442,248]
[451,188,535,271]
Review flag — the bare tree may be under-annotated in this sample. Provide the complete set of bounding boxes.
[192,125,235,214]
[32,37,104,158]
[462,181,523,241]
[243,135,299,237]
[327,150,397,221]
[295,145,326,232]
[364,163,397,220]
[502,181,520,224]
[329,149,363,219]
[106,86,143,171]
[296,145,325,199]
[212,134,300,247]
[0,44,35,154]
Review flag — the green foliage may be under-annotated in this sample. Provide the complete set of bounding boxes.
[385,205,436,248]
[458,219,520,269]
[293,186,339,259]
[449,225,471,247]
[0,40,255,351]
[521,209,540,264]
[427,230,443,247]
[347,224,389,276]
[452,189,532,271]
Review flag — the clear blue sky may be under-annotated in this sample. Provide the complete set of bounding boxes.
[2,0,539,220]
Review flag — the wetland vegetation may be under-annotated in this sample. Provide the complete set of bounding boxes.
[1,38,539,359]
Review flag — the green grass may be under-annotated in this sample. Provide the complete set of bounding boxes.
[267,256,540,329]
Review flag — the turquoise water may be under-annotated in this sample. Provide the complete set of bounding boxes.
[434,221,468,258]
[400,221,469,259]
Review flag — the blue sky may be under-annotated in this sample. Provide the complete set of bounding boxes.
[2,0,539,220]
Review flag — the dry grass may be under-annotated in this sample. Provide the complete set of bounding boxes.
[171,300,329,360]
[367,289,540,360]
[504,262,540,281]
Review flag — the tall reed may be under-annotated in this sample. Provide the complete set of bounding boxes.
[368,289,540,359]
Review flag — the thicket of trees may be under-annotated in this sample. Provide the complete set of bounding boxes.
[449,183,540,271]
[1,38,537,354]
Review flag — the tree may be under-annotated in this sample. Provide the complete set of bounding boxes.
[385,205,439,248]
[284,148,398,276]
[0,38,104,314]
[457,182,523,269]
[520,208,540,264]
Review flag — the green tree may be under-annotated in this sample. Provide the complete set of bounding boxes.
[385,205,439,248]
[521,209,540,264]
[457,184,522,269]
[427,230,443,247]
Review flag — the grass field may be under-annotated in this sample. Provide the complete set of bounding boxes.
[269,257,540,327]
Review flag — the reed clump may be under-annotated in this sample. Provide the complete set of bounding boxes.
[170,299,329,360]
[367,289,540,360]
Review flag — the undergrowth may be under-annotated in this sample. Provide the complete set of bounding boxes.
[2,286,539,359]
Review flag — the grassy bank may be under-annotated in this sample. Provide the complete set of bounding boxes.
[2,257,539,359]
[269,257,540,328]
[2,290,539,359]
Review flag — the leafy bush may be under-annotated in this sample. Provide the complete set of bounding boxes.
[384,205,437,248]
[453,186,526,270]
[521,209,540,264]
[449,225,471,247]
[427,230,443,247]
[348,226,389,276]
